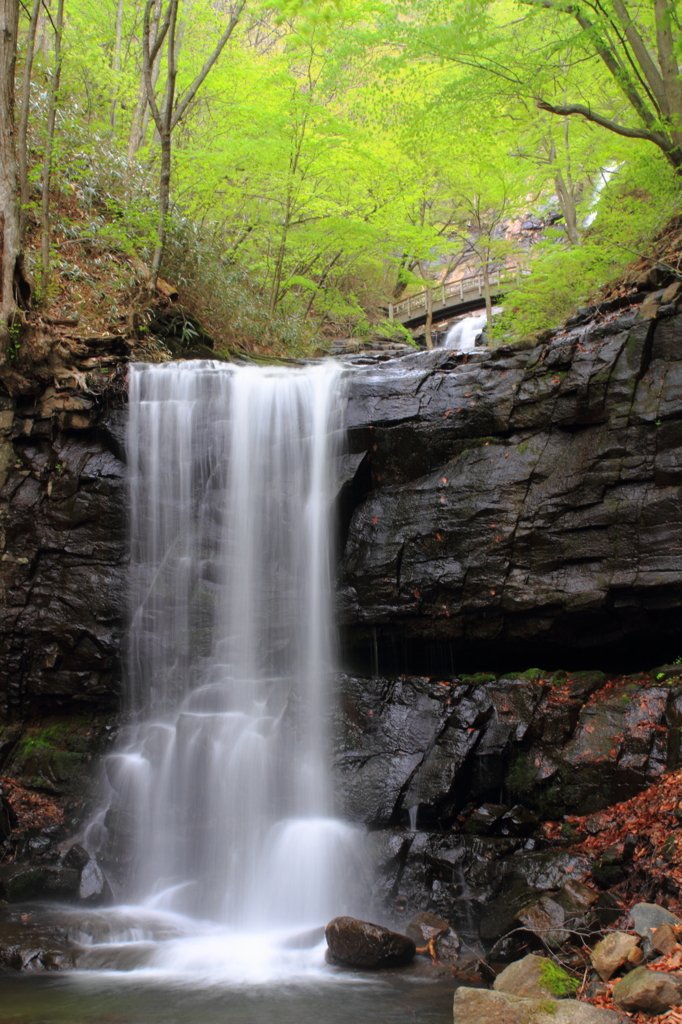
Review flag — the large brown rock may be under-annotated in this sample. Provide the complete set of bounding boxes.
[453,987,621,1024]
[494,954,577,999]
[325,916,415,968]
[612,966,682,1015]
[590,932,640,982]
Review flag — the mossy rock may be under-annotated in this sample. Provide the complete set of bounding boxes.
[460,672,497,685]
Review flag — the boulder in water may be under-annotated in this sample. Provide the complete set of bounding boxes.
[325,916,415,968]
[78,859,113,906]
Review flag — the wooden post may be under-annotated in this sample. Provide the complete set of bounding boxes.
[425,289,433,350]
[407,295,411,316]
[388,302,394,320]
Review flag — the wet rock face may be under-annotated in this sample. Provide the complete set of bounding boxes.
[334,671,682,827]
[339,309,682,669]
[336,668,680,943]
[0,395,126,716]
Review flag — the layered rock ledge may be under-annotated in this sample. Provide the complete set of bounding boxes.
[339,301,682,670]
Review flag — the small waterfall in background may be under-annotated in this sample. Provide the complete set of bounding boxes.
[87,359,363,977]
[441,312,487,351]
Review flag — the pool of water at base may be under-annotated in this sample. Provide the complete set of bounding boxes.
[0,972,455,1024]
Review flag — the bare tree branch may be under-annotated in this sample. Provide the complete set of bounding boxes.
[172,0,246,128]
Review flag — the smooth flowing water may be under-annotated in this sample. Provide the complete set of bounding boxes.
[441,313,487,351]
[82,359,365,980]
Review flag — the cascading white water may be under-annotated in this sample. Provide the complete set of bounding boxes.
[441,313,487,351]
[91,359,362,952]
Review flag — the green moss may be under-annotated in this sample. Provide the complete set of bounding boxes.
[19,721,89,759]
[536,999,558,1015]
[460,672,497,685]
[520,668,544,681]
[539,960,579,998]
[505,750,535,797]
[518,442,528,453]
[19,733,54,757]
[551,671,567,685]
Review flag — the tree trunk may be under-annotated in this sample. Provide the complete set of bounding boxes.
[40,0,64,302]
[18,0,40,240]
[148,0,177,289]
[151,127,172,285]
[0,0,29,358]
[268,193,292,315]
[142,0,244,288]
[424,287,433,350]
[482,262,493,337]
[109,0,125,129]
[554,170,580,245]
[128,0,162,164]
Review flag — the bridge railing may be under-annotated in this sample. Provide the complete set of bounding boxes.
[388,267,521,321]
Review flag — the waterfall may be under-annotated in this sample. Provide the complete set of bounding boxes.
[441,313,487,351]
[92,359,361,939]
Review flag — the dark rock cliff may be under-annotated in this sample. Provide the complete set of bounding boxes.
[339,303,682,673]
[3,296,682,946]
[0,388,126,719]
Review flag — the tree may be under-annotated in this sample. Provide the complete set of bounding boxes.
[40,0,65,301]
[0,0,29,360]
[18,0,40,241]
[142,0,246,289]
[523,1,682,173]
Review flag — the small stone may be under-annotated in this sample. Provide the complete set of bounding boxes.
[515,896,568,949]
[63,844,90,872]
[406,911,450,946]
[650,922,680,956]
[590,931,640,981]
[325,916,415,968]
[405,911,460,958]
[498,805,540,838]
[626,946,644,966]
[613,965,682,1015]
[463,803,508,835]
[661,281,682,305]
[494,954,577,999]
[630,902,681,950]
[638,293,664,320]
[560,879,599,908]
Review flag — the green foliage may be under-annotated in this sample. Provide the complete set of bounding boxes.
[539,960,579,998]
[497,152,680,340]
[13,0,682,352]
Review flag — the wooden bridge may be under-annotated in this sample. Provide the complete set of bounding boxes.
[388,267,521,326]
